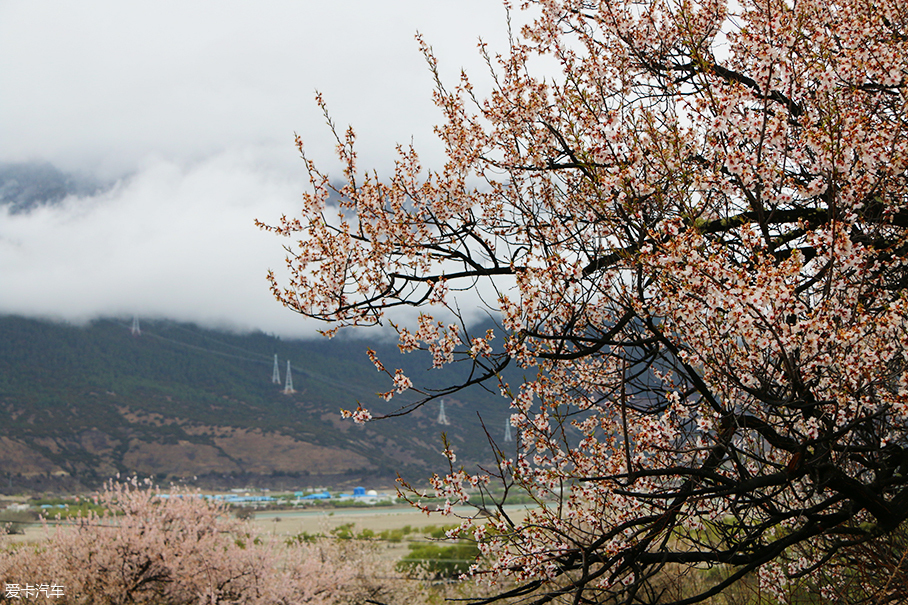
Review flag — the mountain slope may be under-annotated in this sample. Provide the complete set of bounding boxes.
[0,162,103,214]
[0,316,517,491]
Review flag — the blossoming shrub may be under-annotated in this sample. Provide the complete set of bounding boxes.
[0,480,403,604]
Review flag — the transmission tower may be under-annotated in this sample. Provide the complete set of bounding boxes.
[504,418,513,442]
[272,354,281,384]
[437,399,450,425]
[130,316,141,336]
[283,360,295,394]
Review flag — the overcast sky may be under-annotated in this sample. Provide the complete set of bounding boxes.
[0,1,512,338]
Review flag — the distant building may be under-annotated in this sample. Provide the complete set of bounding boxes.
[299,491,331,500]
[223,495,275,507]
[333,486,389,504]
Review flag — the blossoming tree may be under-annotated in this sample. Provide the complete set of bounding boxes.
[260,0,908,602]
[0,480,408,604]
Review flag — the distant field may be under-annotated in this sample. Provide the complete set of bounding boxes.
[4,504,532,556]
[252,504,531,536]
[251,504,532,562]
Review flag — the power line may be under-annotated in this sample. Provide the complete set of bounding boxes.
[138,329,272,366]
[113,319,373,400]
[159,321,274,363]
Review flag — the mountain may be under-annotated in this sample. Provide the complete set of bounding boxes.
[0,162,104,214]
[0,315,518,493]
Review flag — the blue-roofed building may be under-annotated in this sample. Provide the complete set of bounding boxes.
[300,491,331,500]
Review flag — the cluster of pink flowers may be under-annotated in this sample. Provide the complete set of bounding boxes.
[0,479,408,604]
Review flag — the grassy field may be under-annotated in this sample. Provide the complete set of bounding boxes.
[251,504,531,563]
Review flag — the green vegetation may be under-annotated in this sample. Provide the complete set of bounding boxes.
[394,523,481,579]
[288,522,419,544]
[0,315,517,489]
[284,521,480,579]
[421,524,460,539]
[396,541,480,579]
[40,502,108,520]
[378,524,416,543]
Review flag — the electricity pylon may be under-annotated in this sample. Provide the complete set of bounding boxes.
[437,399,450,425]
[130,316,141,336]
[272,354,281,384]
[283,360,295,394]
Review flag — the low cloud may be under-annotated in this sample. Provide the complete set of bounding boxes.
[0,148,323,337]
[0,1,515,338]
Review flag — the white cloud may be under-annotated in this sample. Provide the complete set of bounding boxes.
[0,0,510,178]
[0,148,318,335]
[0,1,514,336]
